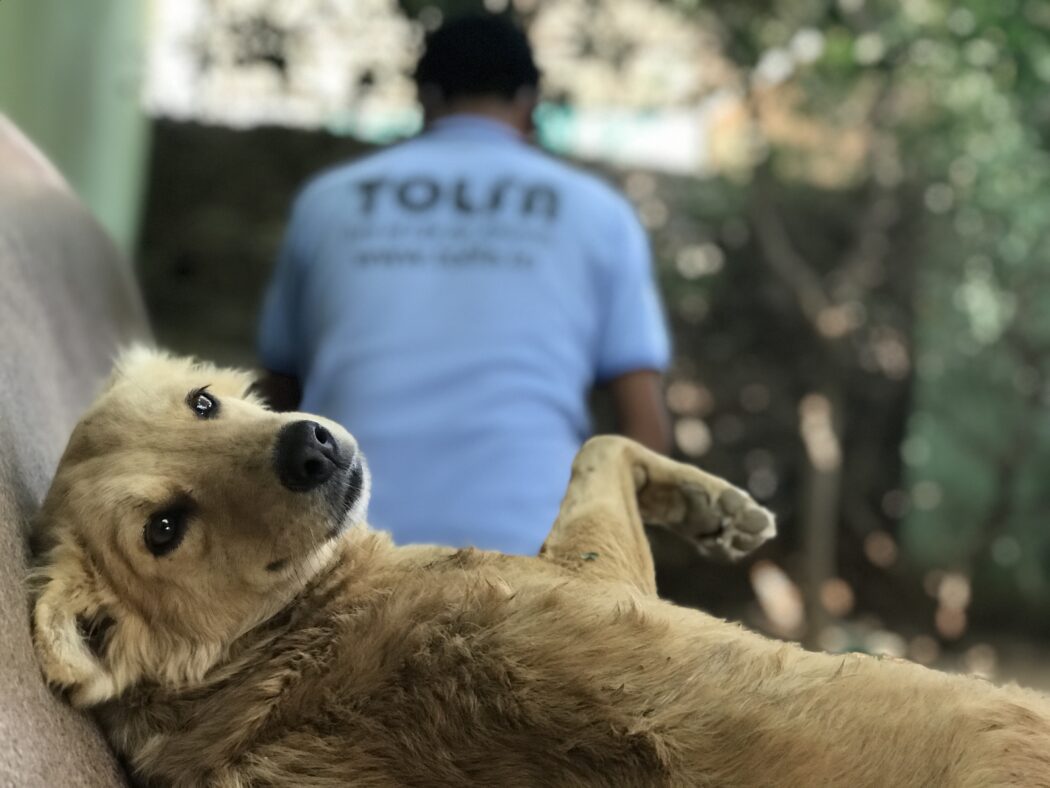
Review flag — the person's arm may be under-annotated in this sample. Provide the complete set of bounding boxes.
[607,369,672,454]
[255,370,302,412]
[593,194,673,453]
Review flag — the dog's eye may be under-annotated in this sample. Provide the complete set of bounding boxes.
[144,508,189,556]
[188,388,218,419]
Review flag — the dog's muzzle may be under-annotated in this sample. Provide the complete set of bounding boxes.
[273,420,350,493]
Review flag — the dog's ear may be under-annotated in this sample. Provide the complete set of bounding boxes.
[31,541,125,707]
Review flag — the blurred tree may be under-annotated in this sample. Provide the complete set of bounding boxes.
[397,0,503,20]
[146,0,1050,648]
[645,0,1050,638]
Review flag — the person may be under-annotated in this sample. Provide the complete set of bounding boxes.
[258,13,671,555]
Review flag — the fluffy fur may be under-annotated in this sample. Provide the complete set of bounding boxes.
[30,350,1050,786]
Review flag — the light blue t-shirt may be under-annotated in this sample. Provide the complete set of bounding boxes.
[259,115,670,555]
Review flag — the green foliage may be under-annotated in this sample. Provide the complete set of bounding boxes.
[657,0,1050,623]
[192,0,1050,630]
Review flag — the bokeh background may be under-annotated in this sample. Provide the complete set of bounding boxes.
[4,0,1050,684]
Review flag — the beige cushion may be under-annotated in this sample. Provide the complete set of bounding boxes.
[0,115,149,787]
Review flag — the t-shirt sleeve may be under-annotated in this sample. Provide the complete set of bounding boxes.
[594,199,672,381]
[257,196,310,376]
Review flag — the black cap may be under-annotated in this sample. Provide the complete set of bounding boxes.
[414,13,540,101]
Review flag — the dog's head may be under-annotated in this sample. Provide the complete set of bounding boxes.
[30,348,369,706]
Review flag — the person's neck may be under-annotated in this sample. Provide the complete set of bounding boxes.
[426,99,529,135]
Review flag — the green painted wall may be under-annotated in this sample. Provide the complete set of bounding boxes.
[0,0,150,253]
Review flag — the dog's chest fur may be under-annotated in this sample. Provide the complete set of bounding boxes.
[101,538,680,785]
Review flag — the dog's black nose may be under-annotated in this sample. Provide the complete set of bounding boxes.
[274,420,342,492]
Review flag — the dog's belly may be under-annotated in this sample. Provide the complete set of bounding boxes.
[267,576,682,783]
[269,577,1050,786]
[104,566,1050,787]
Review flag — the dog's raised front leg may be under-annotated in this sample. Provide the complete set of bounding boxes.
[539,436,776,595]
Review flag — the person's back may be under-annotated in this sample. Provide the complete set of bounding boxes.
[259,14,670,554]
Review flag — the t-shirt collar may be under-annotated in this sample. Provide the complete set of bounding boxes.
[424,114,524,143]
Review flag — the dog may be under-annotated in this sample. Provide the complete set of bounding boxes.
[30,349,1050,786]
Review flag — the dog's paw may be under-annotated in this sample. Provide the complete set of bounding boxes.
[641,474,776,562]
[683,483,775,562]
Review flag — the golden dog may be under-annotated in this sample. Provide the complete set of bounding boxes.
[30,350,1050,786]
